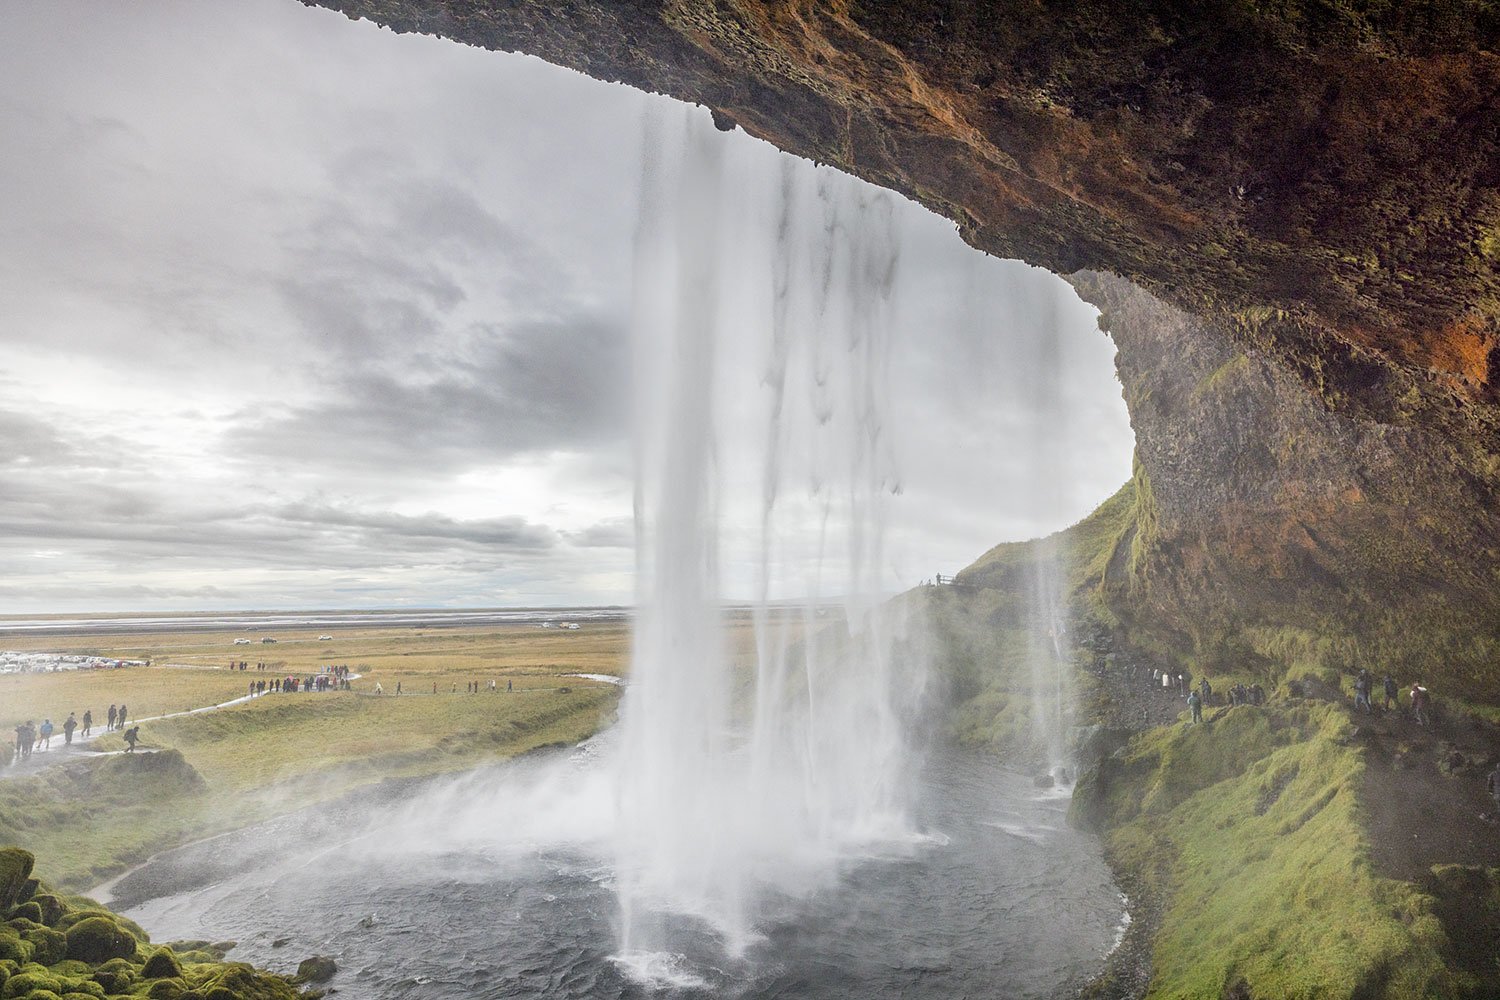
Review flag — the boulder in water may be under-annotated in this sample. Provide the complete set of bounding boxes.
[1034,773,1055,789]
[296,955,338,983]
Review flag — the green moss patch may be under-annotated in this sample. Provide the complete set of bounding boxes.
[1073,703,1498,998]
[0,851,309,1000]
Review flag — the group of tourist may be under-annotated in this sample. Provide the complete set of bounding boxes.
[247,666,352,696]
[371,679,514,695]
[9,703,134,764]
[1226,682,1267,707]
[1145,666,1194,698]
[1351,668,1432,725]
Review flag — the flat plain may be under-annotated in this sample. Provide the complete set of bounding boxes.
[0,620,629,887]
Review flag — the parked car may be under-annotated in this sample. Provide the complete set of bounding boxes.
[261,637,277,644]
[318,635,333,641]
[233,638,251,645]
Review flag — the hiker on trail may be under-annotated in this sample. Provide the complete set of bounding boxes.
[433,682,438,695]
[1410,684,1431,727]
[1354,670,1372,714]
[374,682,383,695]
[507,679,513,693]
[1200,677,1212,704]
[107,705,117,731]
[20,722,36,759]
[1188,690,1203,724]
[396,681,401,694]
[12,724,24,762]
[1383,675,1398,712]
[63,713,77,745]
[1251,683,1266,706]
[81,710,92,737]
[123,726,140,753]
[118,705,128,729]
[39,719,54,750]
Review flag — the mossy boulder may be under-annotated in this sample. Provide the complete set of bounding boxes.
[196,964,302,1000]
[22,926,66,966]
[144,978,187,1000]
[62,919,136,965]
[54,912,145,944]
[29,896,64,929]
[141,949,181,980]
[53,979,102,999]
[0,930,29,964]
[2,970,63,998]
[9,903,43,925]
[88,968,132,994]
[0,853,34,914]
[295,955,336,983]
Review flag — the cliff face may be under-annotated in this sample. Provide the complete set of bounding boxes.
[1074,273,1500,697]
[307,1,1500,690]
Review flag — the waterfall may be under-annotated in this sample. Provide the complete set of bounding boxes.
[1026,535,1072,773]
[614,103,928,963]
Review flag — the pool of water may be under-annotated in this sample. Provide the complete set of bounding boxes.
[110,743,1125,999]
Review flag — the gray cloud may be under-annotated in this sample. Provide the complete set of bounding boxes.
[567,517,634,549]
[0,0,1134,612]
[273,501,558,550]
[224,313,628,474]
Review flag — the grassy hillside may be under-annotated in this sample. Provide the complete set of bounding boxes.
[1072,701,1500,999]
[1,623,625,889]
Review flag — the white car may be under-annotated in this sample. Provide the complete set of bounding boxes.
[233,638,251,645]
[318,635,333,641]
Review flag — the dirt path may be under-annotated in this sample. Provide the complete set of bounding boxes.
[1354,705,1500,879]
[3,675,363,780]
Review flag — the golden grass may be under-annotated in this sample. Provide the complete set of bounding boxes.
[0,620,635,887]
[1,622,629,732]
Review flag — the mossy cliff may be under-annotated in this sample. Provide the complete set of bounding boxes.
[0,847,314,1000]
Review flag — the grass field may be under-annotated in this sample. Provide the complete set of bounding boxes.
[0,620,633,888]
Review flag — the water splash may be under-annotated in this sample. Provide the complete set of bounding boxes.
[615,103,928,960]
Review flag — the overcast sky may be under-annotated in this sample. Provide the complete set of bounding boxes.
[0,0,1134,613]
